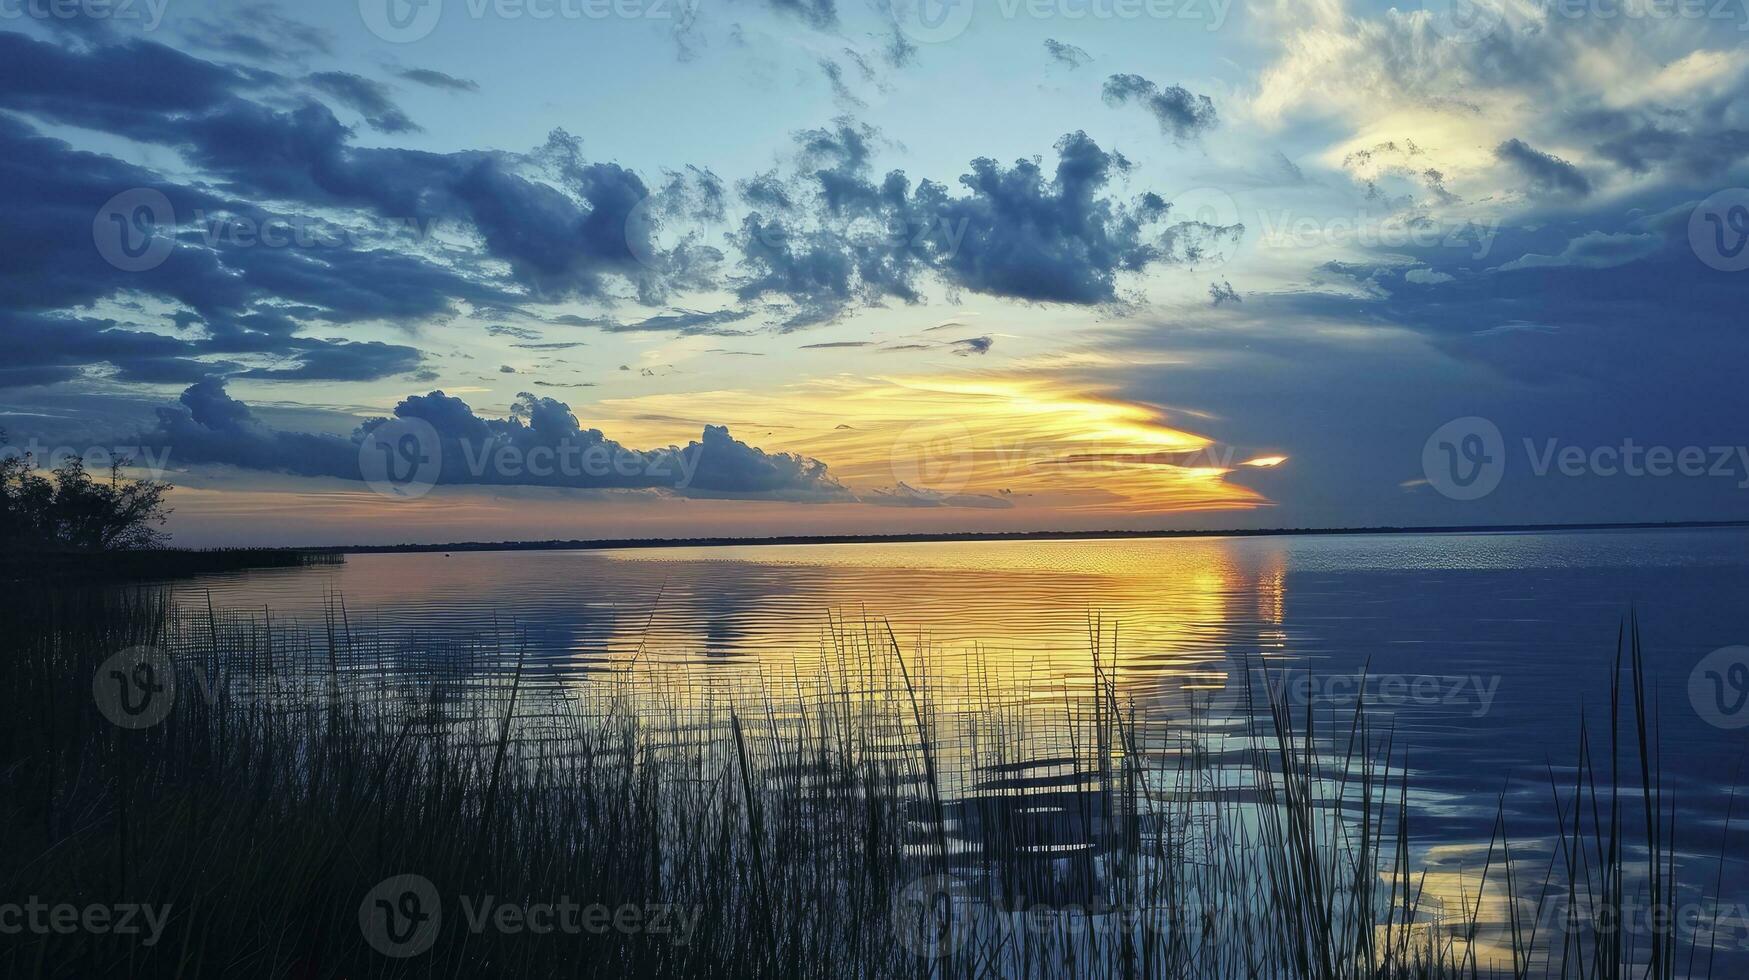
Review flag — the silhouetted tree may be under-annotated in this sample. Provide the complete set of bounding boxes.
[1,435,173,552]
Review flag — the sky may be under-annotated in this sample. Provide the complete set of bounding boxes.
[1,0,1746,546]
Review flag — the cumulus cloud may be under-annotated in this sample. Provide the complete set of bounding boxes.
[1102,74,1218,141]
[146,381,850,498]
[728,122,1239,325]
[0,33,688,310]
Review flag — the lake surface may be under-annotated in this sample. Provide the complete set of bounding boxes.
[171,527,1749,951]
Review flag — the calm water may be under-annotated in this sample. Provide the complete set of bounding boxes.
[172,527,1749,934]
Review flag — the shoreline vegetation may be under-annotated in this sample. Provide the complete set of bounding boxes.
[0,548,342,584]
[3,444,339,583]
[1,584,1737,978]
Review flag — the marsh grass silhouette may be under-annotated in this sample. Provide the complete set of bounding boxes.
[0,589,1736,978]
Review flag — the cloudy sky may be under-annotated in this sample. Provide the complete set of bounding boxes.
[2,0,1746,545]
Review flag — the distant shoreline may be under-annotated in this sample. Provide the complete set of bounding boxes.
[305,519,1749,556]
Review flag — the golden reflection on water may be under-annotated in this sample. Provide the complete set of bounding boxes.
[179,538,1301,796]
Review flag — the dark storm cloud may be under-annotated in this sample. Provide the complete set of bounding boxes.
[0,28,751,393]
[1229,195,1744,393]
[1495,138,1591,197]
[0,31,262,137]
[305,71,421,134]
[0,32,680,307]
[1572,106,1749,182]
[1101,75,1218,141]
[2,26,1238,397]
[0,309,423,389]
[397,68,481,93]
[236,340,423,381]
[730,123,1239,325]
[0,314,200,389]
[146,381,850,497]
